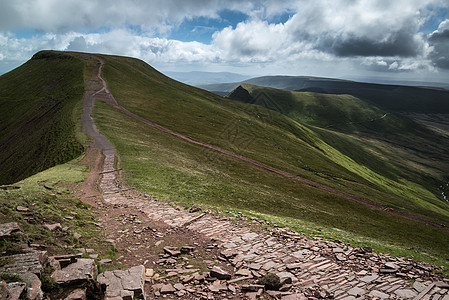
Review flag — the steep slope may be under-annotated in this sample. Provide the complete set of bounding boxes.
[227,84,449,205]
[90,54,449,265]
[0,51,85,185]
[200,75,449,113]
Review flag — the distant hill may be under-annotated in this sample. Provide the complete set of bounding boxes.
[227,83,449,196]
[164,71,250,85]
[199,75,449,113]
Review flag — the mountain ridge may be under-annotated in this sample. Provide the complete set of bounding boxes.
[2,51,449,274]
[200,75,449,113]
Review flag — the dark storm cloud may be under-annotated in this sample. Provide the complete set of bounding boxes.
[327,29,421,57]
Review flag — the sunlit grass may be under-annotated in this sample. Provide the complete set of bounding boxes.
[94,100,449,271]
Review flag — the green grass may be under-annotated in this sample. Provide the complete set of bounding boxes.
[98,54,449,224]
[2,51,448,275]
[94,94,449,272]
[0,159,88,253]
[227,84,449,221]
[0,51,85,185]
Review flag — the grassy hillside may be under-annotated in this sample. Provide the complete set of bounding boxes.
[200,75,449,113]
[0,51,85,185]
[93,54,449,268]
[1,51,448,270]
[228,84,449,209]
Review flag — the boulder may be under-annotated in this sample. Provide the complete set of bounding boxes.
[384,262,399,270]
[16,206,29,212]
[276,272,295,285]
[160,284,176,294]
[188,206,202,213]
[180,246,195,254]
[22,272,43,300]
[7,282,26,300]
[209,283,227,293]
[44,223,62,231]
[51,258,97,285]
[241,284,264,292]
[235,269,252,276]
[163,247,181,257]
[0,281,9,299]
[120,290,134,300]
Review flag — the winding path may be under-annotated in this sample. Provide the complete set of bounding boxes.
[84,55,447,232]
[77,53,449,300]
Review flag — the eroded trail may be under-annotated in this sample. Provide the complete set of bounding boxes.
[79,54,449,299]
[90,55,447,232]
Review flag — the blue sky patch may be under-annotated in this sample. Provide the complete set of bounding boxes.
[169,9,248,43]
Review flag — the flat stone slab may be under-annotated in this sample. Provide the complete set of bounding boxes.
[368,290,389,299]
[0,222,21,238]
[97,265,145,299]
[210,266,231,280]
[348,286,366,296]
[52,258,97,285]
[394,289,418,299]
[0,250,47,276]
[360,274,379,283]
[160,283,176,294]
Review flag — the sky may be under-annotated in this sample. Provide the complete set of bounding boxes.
[1,0,449,84]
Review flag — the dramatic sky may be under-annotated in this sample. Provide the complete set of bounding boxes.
[1,0,449,83]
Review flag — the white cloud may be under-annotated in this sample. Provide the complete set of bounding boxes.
[0,0,448,80]
[0,0,252,33]
[428,19,449,69]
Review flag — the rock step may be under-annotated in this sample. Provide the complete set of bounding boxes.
[0,250,47,276]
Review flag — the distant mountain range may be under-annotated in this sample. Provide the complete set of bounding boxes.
[163,71,251,85]
[199,75,449,113]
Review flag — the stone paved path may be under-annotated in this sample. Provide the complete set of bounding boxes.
[86,55,449,299]
[106,190,449,299]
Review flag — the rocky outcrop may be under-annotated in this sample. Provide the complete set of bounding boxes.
[0,250,48,276]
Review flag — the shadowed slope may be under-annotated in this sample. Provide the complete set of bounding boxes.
[201,75,449,113]
[0,51,85,185]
